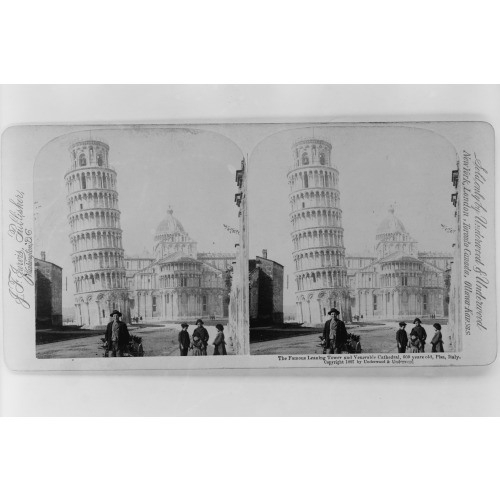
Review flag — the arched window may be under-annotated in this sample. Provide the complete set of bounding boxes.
[319,152,325,165]
[97,154,103,166]
[302,152,309,165]
[79,153,87,166]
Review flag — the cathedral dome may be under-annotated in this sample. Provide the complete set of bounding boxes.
[376,206,406,235]
[155,208,186,236]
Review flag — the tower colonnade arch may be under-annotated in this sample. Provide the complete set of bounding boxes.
[290,207,342,231]
[67,191,119,212]
[68,209,122,231]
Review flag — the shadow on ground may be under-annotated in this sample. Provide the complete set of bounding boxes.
[250,321,385,344]
[36,322,165,345]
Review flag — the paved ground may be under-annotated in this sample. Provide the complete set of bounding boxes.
[250,320,450,355]
[36,320,448,358]
[36,322,234,358]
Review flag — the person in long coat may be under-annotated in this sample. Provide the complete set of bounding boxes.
[178,323,190,356]
[408,333,421,353]
[213,324,227,355]
[193,319,209,356]
[322,308,347,354]
[191,333,203,356]
[396,321,408,353]
[411,318,427,352]
[430,323,445,352]
[105,310,130,357]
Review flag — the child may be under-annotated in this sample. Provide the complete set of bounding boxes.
[213,324,227,355]
[431,323,445,352]
[408,332,421,353]
[191,332,203,356]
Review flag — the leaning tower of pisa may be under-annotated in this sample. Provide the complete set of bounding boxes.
[287,138,351,324]
[65,140,129,327]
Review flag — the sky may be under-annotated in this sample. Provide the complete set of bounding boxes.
[247,125,458,309]
[33,124,458,315]
[34,127,243,312]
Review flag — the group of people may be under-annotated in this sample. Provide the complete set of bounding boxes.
[396,318,445,353]
[178,319,227,356]
[103,311,228,357]
[318,310,446,356]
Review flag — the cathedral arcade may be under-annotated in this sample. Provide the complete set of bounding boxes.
[125,209,232,321]
[347,207,451,320]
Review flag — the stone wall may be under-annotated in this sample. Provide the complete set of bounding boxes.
[227,158,250,355]
[35,258,63,326]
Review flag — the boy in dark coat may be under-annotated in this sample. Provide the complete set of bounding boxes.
[178,323,190,356]
[322,308,348,354]
[396,321,408,353]
[105,310,130,357]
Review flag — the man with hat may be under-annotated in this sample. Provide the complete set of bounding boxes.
[178,323,191,356]
[322,308,348,354]
[411,318,427,352]
[193,318,209,356]
[105,310,130,357]
[396,321,408,353]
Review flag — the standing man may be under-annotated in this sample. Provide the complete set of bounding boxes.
[322,308,348,354]
[105,310,130,357]
[194,318,209,356]
[396,321,408,353]
[411,318,427,352]
[178,323,191,356]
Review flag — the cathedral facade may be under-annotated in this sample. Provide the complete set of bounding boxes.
[346,207,452,320]
[124,208,234,321]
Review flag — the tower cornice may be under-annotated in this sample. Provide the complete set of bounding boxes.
[289,207,343,217]
[67,207,121,218]
[290,226,344,236]
[287,164,339,174]
[69,140,110,151]
[64,165,116,177]
[68,228,123,238]
[292,138,332,149]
